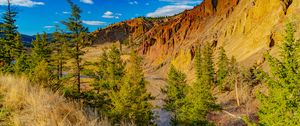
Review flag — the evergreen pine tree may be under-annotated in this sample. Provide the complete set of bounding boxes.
[0,21,4,65]
[194,46,202,80]
[28,33,52,84]
[162,65,188,125]
[257,23,300,125]
[2,0,17,41]
[110,50,153,125]
[14,53,28,74]
[62,0,90,94]
[0,0,23,72]
[41,32,51,58]
[13,33,25,58]
[216,47,229,90]
[181,44,216,125]
[12,33,26,74]
[30,33,50,64]
[93,50,109,92]
[50,28,70,81]
[106,45,125,91]
[201,44,215,84]
[0,37,5,68]
[31,60,51,85]
[84,45,125,113]
[30,34,42,63]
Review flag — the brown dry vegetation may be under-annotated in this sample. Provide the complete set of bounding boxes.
[0,74,110,126]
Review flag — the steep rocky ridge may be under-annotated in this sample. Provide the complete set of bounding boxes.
[139,0,300,75]
[92,17,168,44]
[93,0,300,78]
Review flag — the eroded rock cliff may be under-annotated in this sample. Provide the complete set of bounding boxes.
[93,0,300,77]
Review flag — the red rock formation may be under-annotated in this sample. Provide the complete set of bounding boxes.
[92,0,300,70]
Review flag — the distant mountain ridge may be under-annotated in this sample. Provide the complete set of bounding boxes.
[0,22,34,45]
[21,34,35,45]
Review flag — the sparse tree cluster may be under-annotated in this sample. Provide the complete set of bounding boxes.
[162,44,219,125]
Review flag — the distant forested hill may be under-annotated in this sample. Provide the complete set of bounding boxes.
[21,34,35,46]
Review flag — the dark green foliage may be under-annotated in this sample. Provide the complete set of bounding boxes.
[0,0,25,72]
[87,47,154,125]
[201,44,215,84]
[194,47,202,80]
[84,46,125,112]
[2,1,17,41]
[106,45,125,91]
[14,53,28,74]
[30,33,51,62]
[29,33,50,68]
[178,44,217,125]
[216,48,241,91]
[13,33,25,59]
[110,50,153,125]
[162,65,188,125]
[83,45,125,114]
[0,38,5,68]
[62,0,91,93]
[91,49,110,92]
[216,47,229,90]
[49,28,70,82]
[28,33,52,84]
[257,23,300,125]
[89,45,125,91]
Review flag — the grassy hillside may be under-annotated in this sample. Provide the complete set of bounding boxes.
[0,75,109,126]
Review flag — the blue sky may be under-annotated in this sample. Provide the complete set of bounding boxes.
[0,0,202,35]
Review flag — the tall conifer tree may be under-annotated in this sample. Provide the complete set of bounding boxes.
[62,0,90,94]
[110,50,153,125]
[50,28,70,81]
[29,33,51,83]
[162,65,188,125]
[0,0,24,72]
[181,44,216,125]
[217,47,229,90]
[258,23,300,125]
[106,45,125,91]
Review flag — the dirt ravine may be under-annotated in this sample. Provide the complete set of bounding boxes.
[145,75,171,126]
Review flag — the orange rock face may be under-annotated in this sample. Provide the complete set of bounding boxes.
[93,0,300,74]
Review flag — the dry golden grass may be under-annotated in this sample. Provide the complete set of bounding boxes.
[0,74,110,126]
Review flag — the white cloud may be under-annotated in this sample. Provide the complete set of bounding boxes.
[129,1,138,5]
[80,0,93,4]
[115,13,122,16]
[159,0,202,4]
[44,26,54,28]
[102,11,121,19]
[82,20,106,26]
[146,5,193,17]
[146,0,201,17]
[102,11,113,18]
[0,0,44,7]
[62,11,70,14]
[44,25,55,30]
